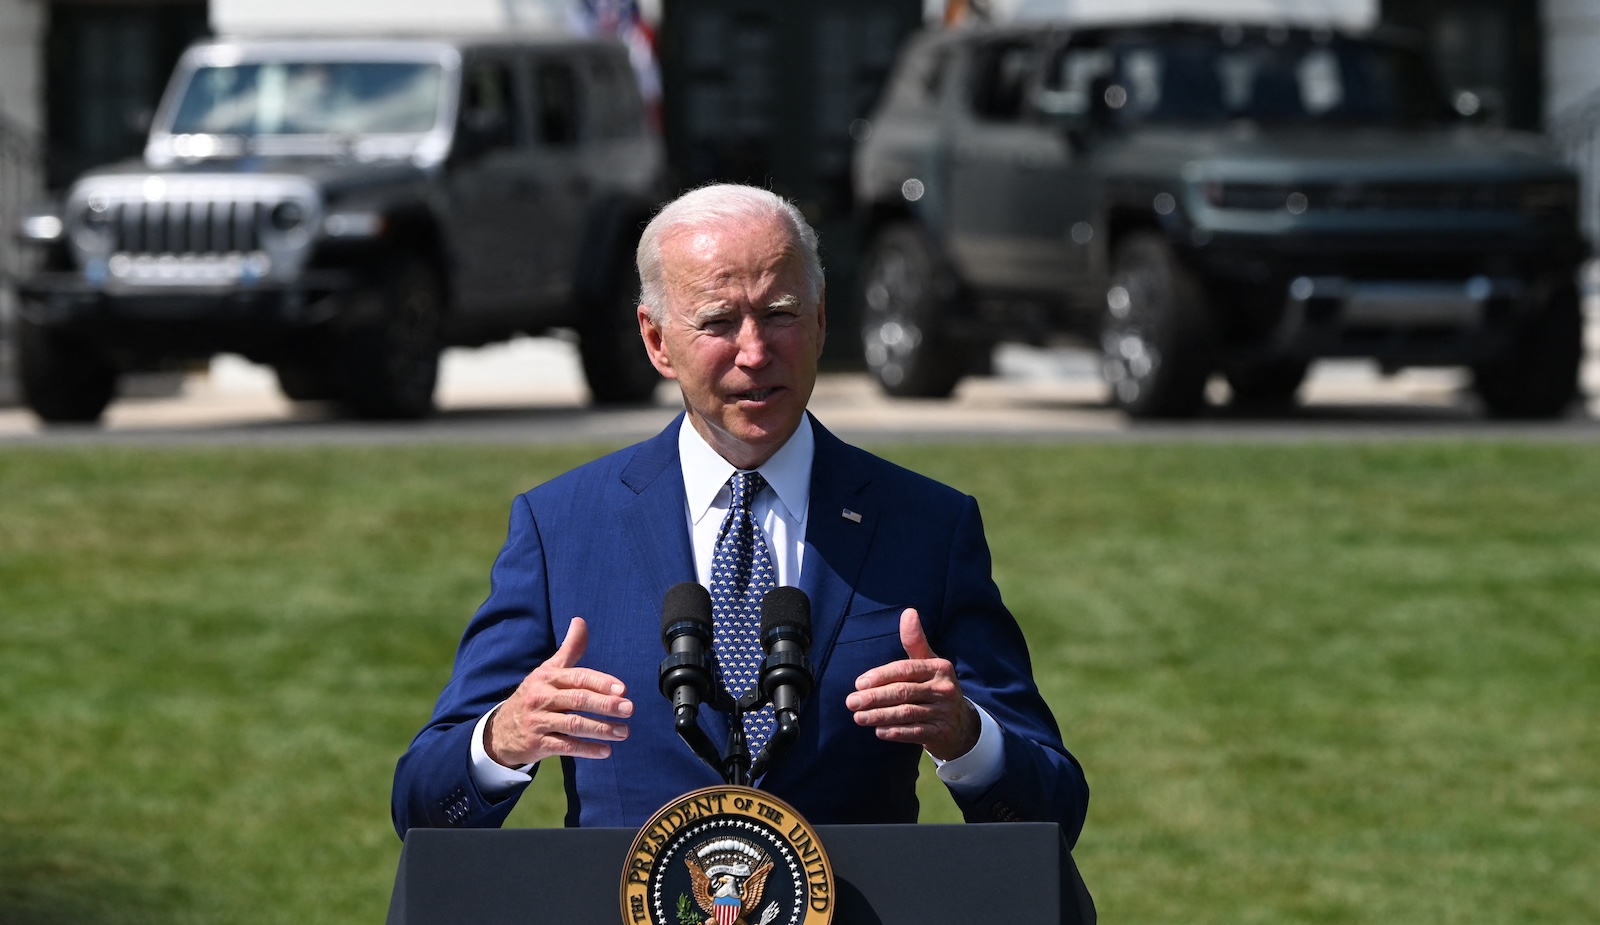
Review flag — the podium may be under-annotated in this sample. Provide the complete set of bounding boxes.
[387,823,1094,925]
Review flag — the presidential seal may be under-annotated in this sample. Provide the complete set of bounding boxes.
[620,786,833,925]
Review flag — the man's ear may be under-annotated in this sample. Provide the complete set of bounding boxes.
[815,294,827,355]
[638,305,677,379]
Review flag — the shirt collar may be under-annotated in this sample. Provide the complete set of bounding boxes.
[679,414,814,527]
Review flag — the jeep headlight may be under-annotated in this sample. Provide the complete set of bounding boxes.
[269,200,308,232]
[70,193,117,258]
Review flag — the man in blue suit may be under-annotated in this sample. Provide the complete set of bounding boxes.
[392,184,1088,844]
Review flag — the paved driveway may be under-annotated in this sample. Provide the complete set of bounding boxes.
[2,324,1597,445]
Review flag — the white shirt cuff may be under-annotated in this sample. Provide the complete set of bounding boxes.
[469,704,534,796]
[932,700,1004,796]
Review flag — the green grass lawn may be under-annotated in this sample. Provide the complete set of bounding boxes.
[0,441,1595,924]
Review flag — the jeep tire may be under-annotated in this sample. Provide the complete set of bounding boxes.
[579,245,660,405]
[336,255,443,419]
[859,224,969,399]
[18,316,118,424]
[1100,232,1215,418]
[274,359,339,402]
[1471,281,1583,419]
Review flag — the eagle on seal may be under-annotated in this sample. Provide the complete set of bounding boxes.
[686,838,776,925]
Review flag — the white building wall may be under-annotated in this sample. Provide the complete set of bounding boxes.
[211,0,577,35]
[998,0,1375,28]
[0,0,45,133]
[1545,0,1600,121]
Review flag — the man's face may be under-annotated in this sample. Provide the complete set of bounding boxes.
[639,215,825,470]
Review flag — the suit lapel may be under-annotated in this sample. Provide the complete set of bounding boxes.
[616,416,732,743]
[618,417,697,615]
[799,420,878,683]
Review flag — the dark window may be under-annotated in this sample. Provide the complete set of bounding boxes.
[459,58,518,150]
[534,60,581,146]
[1040,29,1453,128]
[970,41,1038,122]
[588,53,643,140]
[884,42,950,114]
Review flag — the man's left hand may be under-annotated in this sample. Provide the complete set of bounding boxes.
[846,608,980,761]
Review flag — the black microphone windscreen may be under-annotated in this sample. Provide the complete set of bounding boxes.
[760,586,812,638]
[661,582,713,645]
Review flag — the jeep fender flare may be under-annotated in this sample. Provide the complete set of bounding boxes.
[371,200,451,303]
[573,194,656,307]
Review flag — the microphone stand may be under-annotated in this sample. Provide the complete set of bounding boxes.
[748,709,799,782]
[722,698,751,787]
[672,702,725,775]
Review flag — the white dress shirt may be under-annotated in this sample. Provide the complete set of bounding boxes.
[470,414,1003,798]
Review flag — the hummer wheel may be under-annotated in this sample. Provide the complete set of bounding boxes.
[1100,233,1215,418]
[859,224,969,399]
[1472,281,1582,419]
[1226,358,1308,408]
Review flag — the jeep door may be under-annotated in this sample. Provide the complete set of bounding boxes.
[446,52,546,315]
[518,53,590,312]
[946,35,1088,298]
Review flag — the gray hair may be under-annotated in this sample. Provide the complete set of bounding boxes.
[637,184,824,323]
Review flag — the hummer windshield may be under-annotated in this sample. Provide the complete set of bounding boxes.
[1042,31,1453,128]
[168,61,445,137]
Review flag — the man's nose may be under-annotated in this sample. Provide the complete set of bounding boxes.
[734,315,770,367]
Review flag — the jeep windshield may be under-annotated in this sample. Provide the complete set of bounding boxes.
[165,61,445,155]
[1042,32,1453,129]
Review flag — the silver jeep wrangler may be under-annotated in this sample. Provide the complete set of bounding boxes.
[18,34,668,421]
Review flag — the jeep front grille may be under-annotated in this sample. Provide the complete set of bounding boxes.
[68,175,321,285]
[100,198,266,255]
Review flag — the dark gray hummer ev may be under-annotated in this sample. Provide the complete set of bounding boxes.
[853,21,1587,417]
[17,34,667,422]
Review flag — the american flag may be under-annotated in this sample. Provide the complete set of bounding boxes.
[567,0,662,126]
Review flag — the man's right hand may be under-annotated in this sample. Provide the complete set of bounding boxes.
[485,617,632,767]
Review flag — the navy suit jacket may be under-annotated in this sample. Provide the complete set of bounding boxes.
[392,416,1087,843]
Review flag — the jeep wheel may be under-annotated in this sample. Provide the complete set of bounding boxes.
[1472,281,1583,419]
[1226,358,1308,408]
[274,361,338,402]
[337,256,443,419]
[17,317,118,424]
[1100,233,1215,418]
[860,224,968,398]
[579,253,660,405]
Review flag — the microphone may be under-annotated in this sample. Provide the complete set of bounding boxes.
[750,587,813,779]
[658,582,714,713]
[657,582,724,776]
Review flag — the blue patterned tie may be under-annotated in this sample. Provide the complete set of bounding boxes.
[709,470,777,753]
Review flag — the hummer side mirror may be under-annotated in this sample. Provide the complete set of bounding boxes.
[1088,75,1126,127]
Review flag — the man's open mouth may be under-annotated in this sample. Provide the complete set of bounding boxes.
[735,388,778,401]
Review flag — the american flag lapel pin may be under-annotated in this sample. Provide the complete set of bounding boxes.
[841,508,863,523]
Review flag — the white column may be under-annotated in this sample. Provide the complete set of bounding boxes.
[1544,0,1600,121]
[0,0,45,134]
